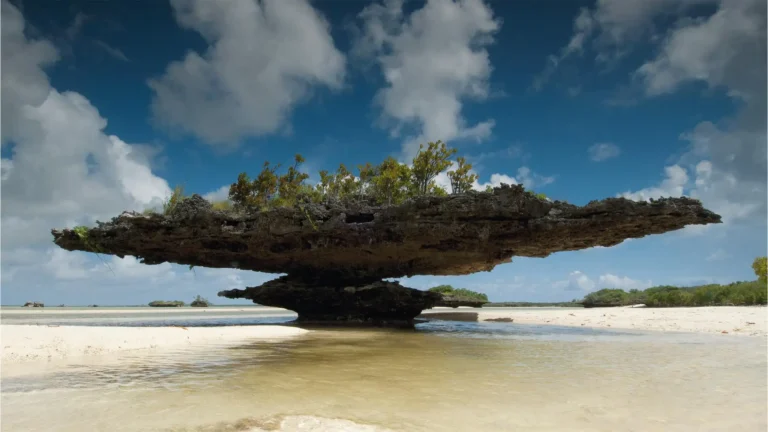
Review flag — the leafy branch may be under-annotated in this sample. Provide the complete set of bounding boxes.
[73,226,115,276]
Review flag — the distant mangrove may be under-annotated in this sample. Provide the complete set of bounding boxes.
[148,300,185,307]
[190,295,212,307]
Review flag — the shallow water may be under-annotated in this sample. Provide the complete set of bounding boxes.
[2,309,766,432]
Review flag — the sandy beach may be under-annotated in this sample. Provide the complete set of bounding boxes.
[1,325,308,363]
[0,306,291,315]
[426,306,767,337]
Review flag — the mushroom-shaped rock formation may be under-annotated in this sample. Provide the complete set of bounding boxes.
[51,185,720,326]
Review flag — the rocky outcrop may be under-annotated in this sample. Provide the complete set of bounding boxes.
[220,277,442,327]
[23,302,44,308]
[51,185,721,325]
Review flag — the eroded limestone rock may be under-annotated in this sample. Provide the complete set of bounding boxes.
[51,185,720,282]
[51,185,721,325]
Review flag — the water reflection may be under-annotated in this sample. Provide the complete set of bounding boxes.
[2,318,766,432]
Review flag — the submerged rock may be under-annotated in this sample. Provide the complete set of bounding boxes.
[51,185,721,325]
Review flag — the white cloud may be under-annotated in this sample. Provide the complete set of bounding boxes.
[203,184,230,202]
[149,0,346,146]
[474,173,517,190]
[353,0,500,158]
[467,167,554,192]
[635,0,764,99]
[548,0,766,226]
[533,0,717,88]
[597,273,652,291]
[45,249,92,281]
[553,271,596,292]
[1,1,172,291]
[554,270,652,292]
[620,165,688,202]
[588,142,620,162]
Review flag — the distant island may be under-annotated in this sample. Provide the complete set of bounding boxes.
[23,302,44,308]
[148,300,185,307]
[190,295,212,307]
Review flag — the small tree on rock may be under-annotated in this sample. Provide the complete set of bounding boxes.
[447,156,478,194]
[371,157,411,205]
[411,140,456,196]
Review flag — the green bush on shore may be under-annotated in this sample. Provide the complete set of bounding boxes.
[428,285,489,302]
[581,281,767,308]
[581,256,767,308]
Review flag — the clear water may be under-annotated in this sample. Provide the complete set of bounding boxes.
[2,308,766,432]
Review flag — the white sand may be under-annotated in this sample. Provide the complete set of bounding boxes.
[1,325,308,363]
[463,306,767,336]
[0,306,291,315]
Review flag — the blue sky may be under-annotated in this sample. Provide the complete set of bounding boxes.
[1,0,765,305]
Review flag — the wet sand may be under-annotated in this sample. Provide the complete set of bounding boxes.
[424,306,767,336]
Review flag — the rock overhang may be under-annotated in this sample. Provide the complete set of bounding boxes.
[51,185,721,282]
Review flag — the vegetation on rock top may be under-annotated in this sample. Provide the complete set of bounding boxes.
[215,140,543,212]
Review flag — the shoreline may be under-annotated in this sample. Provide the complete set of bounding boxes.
[425,306,766,337]
[0,306,291,315]
[0,324,308,364]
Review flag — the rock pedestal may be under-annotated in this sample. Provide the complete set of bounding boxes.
[51,185,722,326]
[219,276,442,327]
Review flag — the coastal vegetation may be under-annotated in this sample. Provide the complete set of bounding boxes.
[428,285,489,302]
[486,301,581,307]
[580,256,767,308]
[148,300,185,307]
[753,256,767,283]
[190,295,212,307]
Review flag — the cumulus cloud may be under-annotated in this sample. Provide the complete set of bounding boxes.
[543,0,766,226]
[641,0,766,224]
[1,1,172,299]
[554,271,652,292]
[620,165,688,202]
[353,0,500,158]
[431,163,554,194]
[553,271,596,292]
[588,142,620,161]
[203,184,231,202]
[149,0,346,146]
[533,0,717,88]
[597,273,652,291]
[1,0,171,251]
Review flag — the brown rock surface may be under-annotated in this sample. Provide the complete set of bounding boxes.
[51,185,720,282]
